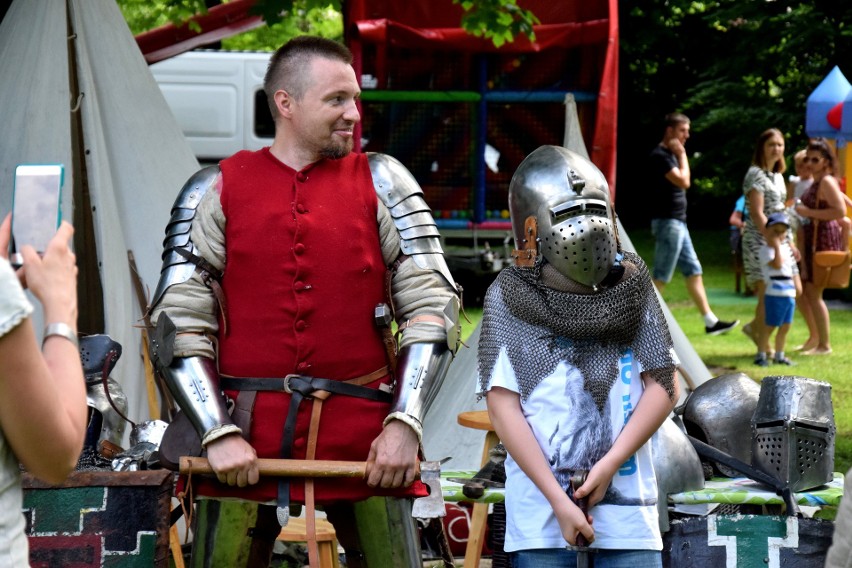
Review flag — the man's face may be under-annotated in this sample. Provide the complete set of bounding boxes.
[668,122,690,145]
[288,57,361,160]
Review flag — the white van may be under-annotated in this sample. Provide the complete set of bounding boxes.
[150,50,274,162]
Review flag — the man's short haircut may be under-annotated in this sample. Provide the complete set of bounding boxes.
[664,112,690,130]
[264,35,354,118]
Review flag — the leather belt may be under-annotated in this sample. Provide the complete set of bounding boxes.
[219,367,391,525]
[770,275,792,281]
[220,373,391,402]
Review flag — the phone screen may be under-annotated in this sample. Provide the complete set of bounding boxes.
[10,164,64,266]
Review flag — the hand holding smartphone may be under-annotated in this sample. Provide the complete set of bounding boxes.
[9,164,64,268]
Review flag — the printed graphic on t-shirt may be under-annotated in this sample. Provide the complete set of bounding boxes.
[548,348,656,507]
[486,341,662,552]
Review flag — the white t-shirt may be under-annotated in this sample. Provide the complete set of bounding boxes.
[485,346,662,553]
[0,257,33,566]
[760,242,797,298]
[788,175,812,201]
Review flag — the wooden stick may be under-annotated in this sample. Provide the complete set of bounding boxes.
[169,524,186,568]
[180,456,368,478]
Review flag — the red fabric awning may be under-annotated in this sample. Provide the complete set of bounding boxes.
[353,18,609,53]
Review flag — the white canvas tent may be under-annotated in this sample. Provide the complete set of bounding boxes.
[0,0,199,442]
[0,0,712,467]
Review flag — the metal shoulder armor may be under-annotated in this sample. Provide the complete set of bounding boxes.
[367,153,457,291]
[150,166,222,310]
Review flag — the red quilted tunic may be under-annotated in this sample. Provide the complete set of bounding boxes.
[194,148,425,503]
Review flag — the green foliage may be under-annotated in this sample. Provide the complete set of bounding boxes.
[118,0,201,34]
[118,0,341,47]
[223,4,343,50]
[618,0,852,226]
[118,0,537,49]
[453,0,539,47]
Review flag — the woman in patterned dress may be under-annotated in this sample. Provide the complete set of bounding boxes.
[740,128,795,356]
[793,138,848,355]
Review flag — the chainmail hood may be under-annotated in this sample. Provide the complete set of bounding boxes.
[477,251,677,409]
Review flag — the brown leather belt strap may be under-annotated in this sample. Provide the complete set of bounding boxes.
[397,314,445,333]
[303,369,388,568]
[231,391,256,437]
[219,366,390,398]
[171,247,229,334]
[220,365,391,558]
[305,397,323,567]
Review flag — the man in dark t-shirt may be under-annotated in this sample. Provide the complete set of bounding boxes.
[649,113,738,335]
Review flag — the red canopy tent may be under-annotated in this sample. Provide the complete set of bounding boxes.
[135,0,618,200]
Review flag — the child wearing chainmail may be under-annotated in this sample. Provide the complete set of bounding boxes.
[477,146,680,568]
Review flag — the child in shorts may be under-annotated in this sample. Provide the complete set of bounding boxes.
[755,212,801,366]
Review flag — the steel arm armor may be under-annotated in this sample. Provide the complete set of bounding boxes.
[367,152,457,292]
[158,355,239,447]
[384,342,454,442]
[150,166,222,310]
[368,153,459,440]
[149,167,236,446]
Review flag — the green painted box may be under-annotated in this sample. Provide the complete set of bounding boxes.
[23,469,173,567]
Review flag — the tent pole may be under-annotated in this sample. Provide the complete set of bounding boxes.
[66,0,105,335]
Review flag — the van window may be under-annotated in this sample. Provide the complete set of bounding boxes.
[254,90,275,139]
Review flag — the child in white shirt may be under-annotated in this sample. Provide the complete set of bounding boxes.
[755,212,802,366]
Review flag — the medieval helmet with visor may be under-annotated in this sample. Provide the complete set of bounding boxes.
[509,146,621,288]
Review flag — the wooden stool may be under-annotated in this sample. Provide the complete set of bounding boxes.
[278,517,340,568]
[457,410,500,568]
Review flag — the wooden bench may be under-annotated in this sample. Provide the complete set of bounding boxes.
[278,516,340,568]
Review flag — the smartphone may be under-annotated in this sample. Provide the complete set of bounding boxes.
[9,164,64,268]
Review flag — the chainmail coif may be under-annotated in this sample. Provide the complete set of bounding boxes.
[477,251,677,410]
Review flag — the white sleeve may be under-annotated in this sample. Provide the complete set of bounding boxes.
[0,258,32,338]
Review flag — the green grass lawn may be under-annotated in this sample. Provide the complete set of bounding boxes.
[458,227,852,475]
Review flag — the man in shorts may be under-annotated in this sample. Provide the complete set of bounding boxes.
[649,112,738,335]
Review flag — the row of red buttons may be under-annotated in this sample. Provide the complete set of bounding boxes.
[293,174,309,371]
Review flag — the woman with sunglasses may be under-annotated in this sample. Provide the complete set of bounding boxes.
[740,128,796,359]
[793,138,850,355]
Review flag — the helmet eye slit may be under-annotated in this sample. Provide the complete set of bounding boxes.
[549,199,608,221]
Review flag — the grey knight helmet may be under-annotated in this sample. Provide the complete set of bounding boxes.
[509,145,622,288]
[682,372,761,477]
